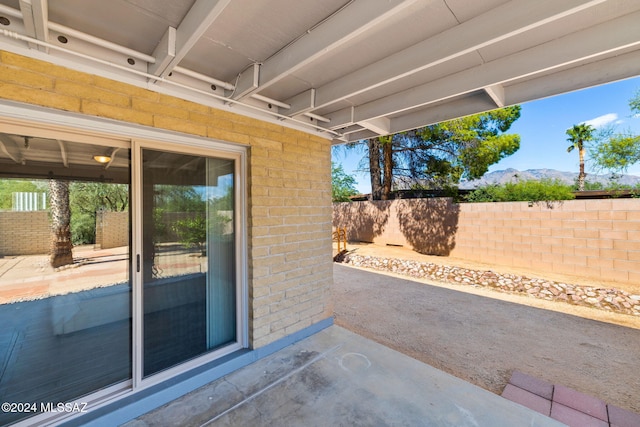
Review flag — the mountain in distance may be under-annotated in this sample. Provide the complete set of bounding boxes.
[458,168,640,189]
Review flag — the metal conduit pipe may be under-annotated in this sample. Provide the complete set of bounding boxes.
[0,4,22,19]
[250,94,291,110]
[157,67,291,114]
[0,3,155,63]
[173,66,235,91]
[47,22,156,64]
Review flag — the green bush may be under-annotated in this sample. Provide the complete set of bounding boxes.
[173,215,207,251]
[71,211,96,245]
[580,180,640,197]
[172,213,231,253]
[465,179,575,203]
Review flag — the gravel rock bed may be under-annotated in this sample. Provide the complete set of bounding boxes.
[338,253,640,316]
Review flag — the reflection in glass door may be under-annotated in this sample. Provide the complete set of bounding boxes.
[0,134,131,426]
[141,148,236,377]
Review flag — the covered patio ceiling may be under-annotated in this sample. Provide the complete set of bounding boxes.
[0,0,639,144]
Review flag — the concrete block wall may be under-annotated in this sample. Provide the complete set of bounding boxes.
[452,199,640,284]
[333,198,458,256]
[0,50,333,348]
[333,198,640,285]
[0,211,49,255]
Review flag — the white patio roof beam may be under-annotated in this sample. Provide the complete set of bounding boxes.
[358,117,390,135]
[18,0,48,53]
[231,0,420,100]
[335,94,497,143]
[377,50,640,142]
[149,0,232,78]
[0,135,21,164]
[503,49,640,108]
[56,139,68,167]
[327,11,640,128]
[286,0,606,116]
[387,96,498,140]
[484,85,505,108]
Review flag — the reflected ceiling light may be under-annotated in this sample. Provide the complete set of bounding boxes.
[93,155,112,164]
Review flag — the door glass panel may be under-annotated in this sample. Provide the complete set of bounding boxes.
[142,149,235,377]
[0,134,131,426]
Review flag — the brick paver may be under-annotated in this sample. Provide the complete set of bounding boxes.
[502,370,640,427]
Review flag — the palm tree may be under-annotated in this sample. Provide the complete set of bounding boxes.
[49,179,74,268]
[566,123,595,191]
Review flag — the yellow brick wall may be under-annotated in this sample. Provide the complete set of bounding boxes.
[96,211,129,249]
[0,50,334,348]
[0,211,49,255]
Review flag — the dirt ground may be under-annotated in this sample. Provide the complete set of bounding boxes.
[333,244,640,414]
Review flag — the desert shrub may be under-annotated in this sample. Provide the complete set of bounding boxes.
[600,181,640,198]
[71,211,96,245]
[580,179,640,197]
[465,179,575,203]
[172,213,232,253]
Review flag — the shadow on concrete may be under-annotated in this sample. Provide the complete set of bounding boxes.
[396,198,459,256]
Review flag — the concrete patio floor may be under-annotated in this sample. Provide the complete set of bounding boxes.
[125,325,564,427]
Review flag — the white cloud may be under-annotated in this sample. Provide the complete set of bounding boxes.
[582,113,618,128]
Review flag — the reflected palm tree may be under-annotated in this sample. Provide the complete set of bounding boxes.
[49,179,74,268]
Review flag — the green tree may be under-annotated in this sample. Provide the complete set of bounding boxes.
[331,162,358,202]
[630,89,640,114]
[154,185,204,211]
[590,90,640,173]
[152,185,205,240]
[590,130,640,173]
[365,106,521,200]
[169,185,233,252]
[69,182,129,245]
[0,179,44,210]
[565,123,595,191]
[367,138,383,200]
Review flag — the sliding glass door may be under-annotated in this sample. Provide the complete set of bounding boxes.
[0,122,245,425]
[140,148,238,377]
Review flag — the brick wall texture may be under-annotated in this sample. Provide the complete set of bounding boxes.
[334,198,640,285]
[96,211,129,249]
[0,50,333,349]
[0,211,49,255]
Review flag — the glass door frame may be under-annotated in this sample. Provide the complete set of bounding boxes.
[131,137,248,389]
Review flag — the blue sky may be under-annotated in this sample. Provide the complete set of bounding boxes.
[333,76,640,193]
